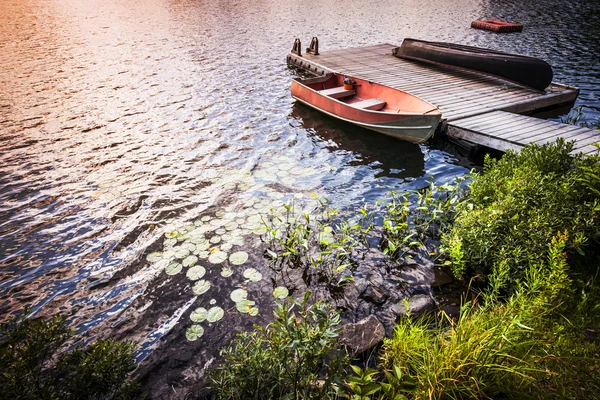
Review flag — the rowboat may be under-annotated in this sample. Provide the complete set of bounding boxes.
[291,73,441,144]
[393,38,553,91]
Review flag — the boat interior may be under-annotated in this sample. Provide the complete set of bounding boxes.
[299,73,440,114]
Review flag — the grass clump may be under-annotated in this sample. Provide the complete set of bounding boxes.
[381,232,600,399]
[209,292,348,400]
[0,312,141,400]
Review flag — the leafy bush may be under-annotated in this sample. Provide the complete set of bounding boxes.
[209,292,348,400]
[0,313,141,400]
[443,139,600,284]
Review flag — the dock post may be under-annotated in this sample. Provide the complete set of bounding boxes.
[291,38,302,56]
[307,37,319,55]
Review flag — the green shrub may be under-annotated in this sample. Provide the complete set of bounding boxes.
[443,139,600,285]
[0,312,141,400]
[209,292,348,400]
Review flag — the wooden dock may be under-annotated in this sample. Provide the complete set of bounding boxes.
[287,43,600,154]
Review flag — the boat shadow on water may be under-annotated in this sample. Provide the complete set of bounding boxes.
[290,103,426,181]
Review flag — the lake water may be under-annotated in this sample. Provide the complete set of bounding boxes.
[1,0,598,396]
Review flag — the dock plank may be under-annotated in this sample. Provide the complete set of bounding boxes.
[449,111,600,154]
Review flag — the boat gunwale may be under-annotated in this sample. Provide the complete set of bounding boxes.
[292,75,441,118]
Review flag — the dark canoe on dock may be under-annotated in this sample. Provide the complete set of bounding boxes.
[392,38,553,91]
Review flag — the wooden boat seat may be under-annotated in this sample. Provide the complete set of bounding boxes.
[318,86,356,99]
[351,98,387,111]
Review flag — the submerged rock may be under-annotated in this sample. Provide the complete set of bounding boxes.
[396,294,436,318]
[340,315,386,356]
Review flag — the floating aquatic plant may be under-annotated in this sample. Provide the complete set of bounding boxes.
[248,307,259,316]
[190,307,208,322]
[208,250,227,264]
[235,299,255,313]
[186,265,206,281]
[182,255,198,267]
[273,286,289,299]
[186,324,204,341]
[193,279,211,295]
[243,268,262,282]
[206,307,224,323]
[165,262,183,276]
[174,246,190,259]
[146,252,163,263]
[221,267,233,277]
[229,251,248,265]
[230,289,247,303]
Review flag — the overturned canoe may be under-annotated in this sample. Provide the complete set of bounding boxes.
[392,38,553,91]
[290,73,441,144]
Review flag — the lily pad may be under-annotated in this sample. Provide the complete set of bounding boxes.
[197,250,210,259]
[166,262,183,275]
[215,228,226,235]
[190,307,208,322]
[201,215,212,222]
[210,219,225,227]
[247,214,262,224]
[186,324,204,341]
[146,252,163,263]
[220,242,233,252]
[182,242,196,252]
[243,268,262,282]
[230,288,248,303]
[216,210,225,217]
[224,221,239,231]
[182,255,198,267]
[209,235,222,244]
[163,238,177,248]
[173,246,190,259]
[192,279,211,295]
[186,265,206,281]
[221,267,233,277]
[208,250,227,264]
[235,299,255,313]
[196,241,210,251]
[229,251,249,265]
[206,307,224,323]
[248,307,259,316]
[273,286,289,299]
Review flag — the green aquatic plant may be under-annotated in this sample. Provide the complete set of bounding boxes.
[209,292,348,400]
[382,178,468,260]
[0,312,141,400]
[262,199,369,288]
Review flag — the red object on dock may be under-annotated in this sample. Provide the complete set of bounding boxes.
[471,20,523,33]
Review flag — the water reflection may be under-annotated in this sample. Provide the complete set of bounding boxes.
[0,0,597,396]
[291,103,426,182]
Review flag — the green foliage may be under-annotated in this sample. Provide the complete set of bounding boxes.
[442,139,600,284]
[380,233,600,399]
[263,199,374,288]
[0,312,141,400]
[339,365,415,400]
[209,292,349,400]
[382,179,468,259]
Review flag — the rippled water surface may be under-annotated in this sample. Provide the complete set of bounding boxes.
[1,0,598,396]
